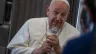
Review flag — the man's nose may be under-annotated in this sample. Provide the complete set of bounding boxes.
[56,14,62,21]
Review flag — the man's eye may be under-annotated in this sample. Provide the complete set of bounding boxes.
[53,12,58,15]
[61,13,66,16]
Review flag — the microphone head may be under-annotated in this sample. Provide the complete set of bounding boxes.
[47,27,59,36]
[51,27,58,34]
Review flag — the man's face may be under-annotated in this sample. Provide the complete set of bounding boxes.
[46,1,69,30]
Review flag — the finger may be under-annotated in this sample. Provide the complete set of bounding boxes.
[45,46,52,52]
[46,39,57,45]
[47,36,57,41]
[47,34,57,38]
[46,45,52,49]
[41,41,49,49]
[46,39,53,44]
[43,46,51,52]
[42,41,52,48]
[45,39,51,45]
[45,49,51,52]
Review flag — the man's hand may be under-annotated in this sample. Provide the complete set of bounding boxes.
[40,40,52,54]
[46,34,62,54]
[32,34,62,54]
[32,40,52,54]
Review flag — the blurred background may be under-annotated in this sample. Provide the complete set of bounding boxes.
[0,0,82,54]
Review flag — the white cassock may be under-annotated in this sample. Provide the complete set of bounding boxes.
[7,17,80,54]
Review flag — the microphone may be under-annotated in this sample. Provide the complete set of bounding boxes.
[51,27,58,34]
[45,27,59,54]
[47,27,59,36]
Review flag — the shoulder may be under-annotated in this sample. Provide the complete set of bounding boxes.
[23,17,47,25]
[64,22,79,32]
[63,22,80,36]
[26,17,47,22]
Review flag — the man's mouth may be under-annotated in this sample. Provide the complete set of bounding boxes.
[52,22,57,25]
[52,21,61,26]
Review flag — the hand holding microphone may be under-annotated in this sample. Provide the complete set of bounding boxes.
[46,26,59,47]
[32,27,61,54]
[32,27,59,54]
[45,27,61,54]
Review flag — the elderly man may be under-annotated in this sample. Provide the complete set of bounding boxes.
[7,0,80,54]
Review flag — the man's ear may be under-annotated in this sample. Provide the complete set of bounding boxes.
[46,6,49,16]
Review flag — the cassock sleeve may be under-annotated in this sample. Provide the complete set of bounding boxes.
[7,20,35,54]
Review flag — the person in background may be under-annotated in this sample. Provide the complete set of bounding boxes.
[62,0,96,54]
[7,0,80,54]
[80,9,93,34]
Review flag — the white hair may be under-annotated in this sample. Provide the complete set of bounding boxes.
[50,0,70,8]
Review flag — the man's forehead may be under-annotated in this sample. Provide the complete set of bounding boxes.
[49,1,69,11]
[50,0,70,8]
